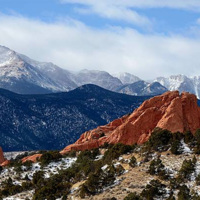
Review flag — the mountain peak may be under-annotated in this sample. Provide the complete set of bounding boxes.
[113,72,141,84]
[61,91,200,153]
[0,45,20,67]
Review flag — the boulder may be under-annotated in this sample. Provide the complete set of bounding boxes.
[21,154,42,163]
[1,160,10,167]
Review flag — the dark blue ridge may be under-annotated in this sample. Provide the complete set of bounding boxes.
[0,84,151,152]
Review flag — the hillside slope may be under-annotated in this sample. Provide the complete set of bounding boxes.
[0,84,149,151]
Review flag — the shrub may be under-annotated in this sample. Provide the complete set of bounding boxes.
[192,192,200,200]
[196,174,200,185]
[0,177,25,197]
[40,151,62,166]
[178,159,196,180]
[172,132,184,141]
[21,181,33,190]
[103,143,133,164]
[15,152,29,161]
[129,156,137,168]
[195,129,200,144]
[169,177,183,190]
[124,192,142,200]
[194,143,200,154]
[33,181,71,200]
[147,128,172,151]
[32,171,45,186]
[148,158,164,175]
[77,149,100,163]
[80,164,124,197]
[141,179,166,200]
[184,131,194,144]
[171,140,183,155]
[66,150,76,157]
[177,185,191,200]
[23,160,33,170]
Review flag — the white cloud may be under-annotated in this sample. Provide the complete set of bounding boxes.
[59,0,200,29]
[61,0,200,10]
[73,3,151,27]
[0,13,200,79]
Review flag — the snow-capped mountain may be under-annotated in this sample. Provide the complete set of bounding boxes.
[0,45,168,96]
[0,45,142,94]
[116,80,168,96]
[0,45,77,94]
[154,74,200,99]
[113,72,140,84]
[72,69,123,91]
[18,53,77,91]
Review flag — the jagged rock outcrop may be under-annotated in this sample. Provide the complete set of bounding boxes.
[0,147,6,164]
[61,91,200,153]
[21,154,42,163]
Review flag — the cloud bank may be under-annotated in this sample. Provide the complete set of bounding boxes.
[0,13,200,79]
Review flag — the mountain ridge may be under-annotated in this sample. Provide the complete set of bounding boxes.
[0,84,150,151]
[0,45,168,96]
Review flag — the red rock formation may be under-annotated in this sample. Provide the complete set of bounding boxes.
[0,160,10,167]
[0,147,6,164]
[21,154,42,163]
[61,91,200,154]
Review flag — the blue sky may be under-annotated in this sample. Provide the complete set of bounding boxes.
[1,0,200,34]
[0,0,200,79]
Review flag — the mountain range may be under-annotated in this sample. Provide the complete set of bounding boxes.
[0,84,150,151]
[0,45,166,96]
[1,45,200,97]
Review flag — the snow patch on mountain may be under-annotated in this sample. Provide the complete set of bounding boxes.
[113,72,140,84]
[155,74,200,99]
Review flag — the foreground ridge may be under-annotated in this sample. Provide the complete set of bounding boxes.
[61,91,200,153]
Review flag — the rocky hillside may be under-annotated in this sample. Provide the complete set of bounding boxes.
[2,91,200,199]
[62,91,200,153]
[0,84,149,151]
[2,128,200,199]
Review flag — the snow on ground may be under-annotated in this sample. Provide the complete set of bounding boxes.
[181,140,192,154]
[25,157,77,180]
[1,157,77,184]
[4,151,28,160]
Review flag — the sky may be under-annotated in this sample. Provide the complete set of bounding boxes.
[1,0,200,79]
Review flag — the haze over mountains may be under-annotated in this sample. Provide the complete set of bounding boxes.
[1,45,200,98]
